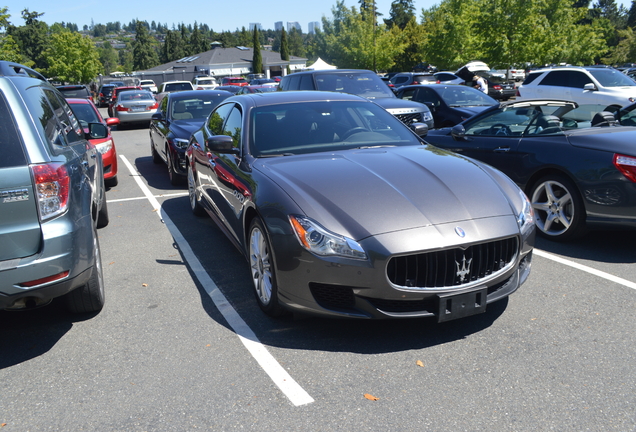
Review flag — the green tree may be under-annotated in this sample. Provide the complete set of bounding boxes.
[132,20,159,70]
[320,1,404,70]
[0,7,22,63]
[384,0,415,29]
[280,27,290,60]
[252,27,262,74]
[44,30,101,83]
[7,9,50,70]
[98,41,119,75]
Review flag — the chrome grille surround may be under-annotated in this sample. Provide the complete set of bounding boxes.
[386,236,519,290]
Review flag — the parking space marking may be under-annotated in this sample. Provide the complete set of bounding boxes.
[119,155,315,407]
[107,192,188,204]
[535,249,636,290]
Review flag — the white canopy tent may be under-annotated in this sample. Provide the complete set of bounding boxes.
[304,58,337,70]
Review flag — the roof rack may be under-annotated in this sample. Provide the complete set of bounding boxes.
[0,61,47,82]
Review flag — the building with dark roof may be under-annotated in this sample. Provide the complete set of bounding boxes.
[135,45,307,86]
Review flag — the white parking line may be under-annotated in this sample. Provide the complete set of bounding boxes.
[534,249,636,291]
[118,155,314,407]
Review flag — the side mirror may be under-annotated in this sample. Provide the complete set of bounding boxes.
[206,135,239,154]
[450,124,466,140]
[409,122,428,137]
[584,83,597,91]
[87,123,108,140]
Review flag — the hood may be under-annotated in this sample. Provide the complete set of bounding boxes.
[256,145,515,240]
[169,118,206,139]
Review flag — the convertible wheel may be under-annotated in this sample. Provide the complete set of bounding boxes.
[187,164,205,217]
[66,232,105,314]
[249,218,285,317]
[530,175,585,241]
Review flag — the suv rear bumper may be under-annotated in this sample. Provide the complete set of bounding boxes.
[0,215,96,309]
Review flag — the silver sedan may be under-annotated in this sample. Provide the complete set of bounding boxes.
[112,90,158,126]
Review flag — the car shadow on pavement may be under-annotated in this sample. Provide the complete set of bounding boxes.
[160,195,510,356]
[535,229,636,264]
[0,300,96,369]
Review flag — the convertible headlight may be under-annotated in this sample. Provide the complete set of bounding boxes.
[289,215,367,260]
[517,189,535,235]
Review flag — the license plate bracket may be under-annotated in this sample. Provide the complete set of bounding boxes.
[437,287,488,323]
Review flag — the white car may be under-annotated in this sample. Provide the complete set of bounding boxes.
[518,66,636,109]
[139,79,158,93]
[192,76,218,90]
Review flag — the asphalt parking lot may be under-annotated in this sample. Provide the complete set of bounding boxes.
[1,119,635,431]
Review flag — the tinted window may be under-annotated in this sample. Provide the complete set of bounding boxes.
[222,107,242,149]
[0,92,27,168]
[207,103,234,135]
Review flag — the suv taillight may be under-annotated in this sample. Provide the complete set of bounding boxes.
[614,154,636,182]
[31,163,70,221]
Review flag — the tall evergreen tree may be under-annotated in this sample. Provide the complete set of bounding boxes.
[252,27,262,74]
[132,20,159,70]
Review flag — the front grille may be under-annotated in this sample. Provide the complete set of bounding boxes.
[394,112,422,125]
[387,237,518,289]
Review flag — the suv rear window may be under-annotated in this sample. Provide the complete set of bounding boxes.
[0,92,26,168]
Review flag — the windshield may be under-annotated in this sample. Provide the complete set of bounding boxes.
[250,101,419,157]
[314,72,395,99]
[589,69,636,87]
[170,94,229,120]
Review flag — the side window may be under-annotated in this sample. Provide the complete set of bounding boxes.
[160,96,168,115]
[222,107,242,149]
[400,88,416,101]
[207,103,234,135]
[286,75,300,90]
[22,86,66,148]
[0,92,27,168]
[299,75,314,90]
[47,90,83,143]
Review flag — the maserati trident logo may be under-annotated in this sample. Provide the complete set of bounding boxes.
[455,255,473,283]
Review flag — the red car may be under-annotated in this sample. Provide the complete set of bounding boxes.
[67,98,120,187]
[220,77,248,86]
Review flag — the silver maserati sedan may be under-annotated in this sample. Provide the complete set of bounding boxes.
[186,91,535,322]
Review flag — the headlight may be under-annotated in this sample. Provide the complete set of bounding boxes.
[95,139,113,154]
[289,215,367,260]
[517,189,535,235]
[173,138,189,149]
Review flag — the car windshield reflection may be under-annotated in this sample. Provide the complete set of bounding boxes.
[250,101,420,157]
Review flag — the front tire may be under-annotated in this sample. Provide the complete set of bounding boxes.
[187,164,205,216]
[249,218,285,317]
[66,233,105,313]
[530,175,585,241]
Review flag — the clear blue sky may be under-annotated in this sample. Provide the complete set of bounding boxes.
[3,0,632,33]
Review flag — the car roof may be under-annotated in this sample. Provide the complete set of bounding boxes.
[226,90,368,108]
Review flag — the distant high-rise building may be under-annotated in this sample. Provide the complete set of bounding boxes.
[287,22,302,33]
[275,21,284,31]
[249,23,262,31]
[308,22,320,34]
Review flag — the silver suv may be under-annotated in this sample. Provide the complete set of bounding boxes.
[0,61,109,313]
[518,66,636,109]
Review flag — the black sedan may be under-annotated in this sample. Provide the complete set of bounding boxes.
[150,89,233,184]
[186,91,534,320]
[395,84,498,128]
[425,99,636,241]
